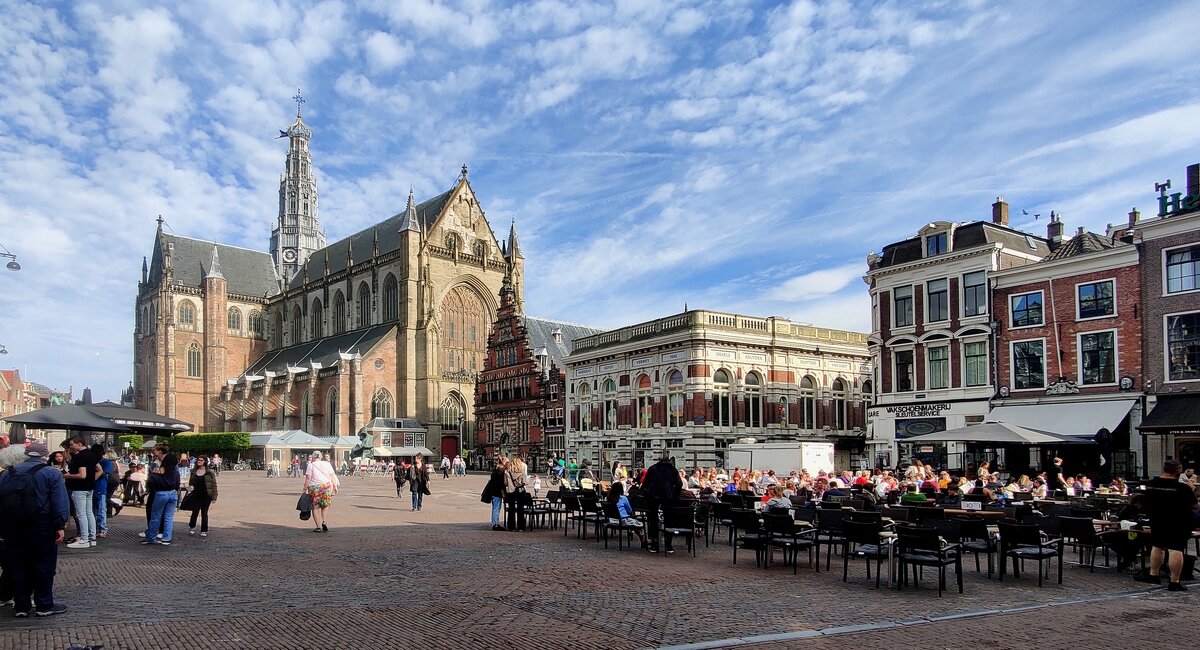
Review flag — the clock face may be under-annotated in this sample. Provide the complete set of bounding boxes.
[283,249,297,262]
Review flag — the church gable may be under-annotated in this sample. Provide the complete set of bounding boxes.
[428,177,502,260]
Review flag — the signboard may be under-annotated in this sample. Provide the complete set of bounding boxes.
[661,351,686,362]
[962,500,983,511]
[631,356,653,367]
[709,349,735,360]
[598,362,619,373]
[919,445,934,453]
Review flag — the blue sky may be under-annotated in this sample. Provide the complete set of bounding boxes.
[2,0,1199,401]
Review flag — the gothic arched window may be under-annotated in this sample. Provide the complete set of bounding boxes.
[439,285,488,378]
[227,307,242,332]
[382,274,398,322]
[273,311,284,348]
[186,342,202,378]
[357,282,371,328]
[310,298,324,339]
[178,301,196,329]
[371,389,393,419]
[290,306,302,344]
[332,291,347,335]
[326,387,338,436]
[249,311,263,338]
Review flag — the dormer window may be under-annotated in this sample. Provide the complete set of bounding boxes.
[926,232,949,257]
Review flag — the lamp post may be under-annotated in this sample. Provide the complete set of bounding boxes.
[457,413,465,457]
[0,242,19,271]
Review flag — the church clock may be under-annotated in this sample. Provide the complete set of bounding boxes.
[283,248,298,263]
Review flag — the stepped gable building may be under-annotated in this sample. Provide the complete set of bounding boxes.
[563,310,872,471]
[1129,161,1200,474]
[864,199,1051,468]
[133,97,523,460]
[473,279,603,468]
[990,217,1142,477]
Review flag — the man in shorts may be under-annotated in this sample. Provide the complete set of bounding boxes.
[1136,460,1199,591]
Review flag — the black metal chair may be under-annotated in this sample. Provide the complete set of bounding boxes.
[1059,515,1112,571]
[660,505,698,556]
[896,526,963,596]
[842,519,888,587]
[576,493,606,540]
[731,508,767,567]
[709,501,735,545]
[955,516,997,577]
[998,521,1063,586]
[814,509,847,571]
[559,490,583,538]
[601,502,642,550]
[693,501,711,549]
[763,513,816,574]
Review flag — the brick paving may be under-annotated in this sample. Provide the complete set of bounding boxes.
[1,472,1194,649]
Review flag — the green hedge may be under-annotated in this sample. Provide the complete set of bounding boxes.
[116,434,147,451]
[167,432,251,457]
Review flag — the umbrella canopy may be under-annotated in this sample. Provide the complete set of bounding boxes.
[902,421,1093,445]
[1,404,132,433]
[85,401,193,435]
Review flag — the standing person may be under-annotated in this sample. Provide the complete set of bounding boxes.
[92,445,113,539]
[407,456,431,511]
[211,453,222,476]
[303,452,340,533]
[484,457,507,531]
[0,443,71,617]
[142,444,179,546]
[186,455,218,537]
[1136,460,1199,591]
[504,457,529,532]
[642,453,683,554]
[1046,457,1066,494]
[440,455,451,479]
[63,436,101,549]
[392,460,406,498]
[102,451,123,519]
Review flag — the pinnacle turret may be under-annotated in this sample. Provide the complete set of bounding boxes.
[399,187,420,232]
[205,246,224,279]
[507,217,523,260]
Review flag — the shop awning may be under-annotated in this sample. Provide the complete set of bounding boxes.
[988,399,1136,438]
[391,446,433,457]
[1137,395,1200,435]
[371,446,394,457]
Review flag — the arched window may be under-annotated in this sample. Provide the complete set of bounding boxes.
[258,398,267,431]
[445,233,458,253]
[860,379,874,429]
[227,307,242,332]
[831,378,847,431]
[744,372,762,428]
[371,389,393,419]
[332,291,347,335]
[186,342,202,378]
[357,282,371,328]
[178,301,196,329]
[439,285,488,380]
[578,383,592,430]
[273,311,284,348]
[712,370,731,426]
[778,396,789,426]
[800,376,817,430]
[310,298,324,339]
[603,379,617,430]
[299,390,311,432]
[290,306,302,344]
[382,274,398,322]
[440,394,466,436]
[667,370,685,427]
[637,374,653,428]
[326,387,339,436]
[249,311,263,338]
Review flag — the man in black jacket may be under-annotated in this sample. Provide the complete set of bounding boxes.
[642,454,683,554]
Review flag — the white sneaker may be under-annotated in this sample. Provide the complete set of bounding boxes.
[89,541,97,547]
[137,532,146,538]
[199,532,207,537]
[156,534,163,539]
[66,540,89,549]
[189,528,195,535]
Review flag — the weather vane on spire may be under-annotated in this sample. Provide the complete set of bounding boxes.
[293,87,305,118]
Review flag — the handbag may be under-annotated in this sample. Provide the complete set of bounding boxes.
[179,492,196,511]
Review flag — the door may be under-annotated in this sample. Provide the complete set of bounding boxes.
[1177,438,1200,472]
[441,435,458,460]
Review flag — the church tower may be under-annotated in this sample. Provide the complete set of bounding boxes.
[270,89,325,286]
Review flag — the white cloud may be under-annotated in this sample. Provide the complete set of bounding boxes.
[362,31,413,72]
[767,263,865,302]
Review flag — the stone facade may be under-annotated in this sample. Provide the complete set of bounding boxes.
[564,310,872,471]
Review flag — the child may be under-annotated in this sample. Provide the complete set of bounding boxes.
[532,475,542,499]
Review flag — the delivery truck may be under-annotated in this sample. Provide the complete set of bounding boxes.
[725,440,835,476]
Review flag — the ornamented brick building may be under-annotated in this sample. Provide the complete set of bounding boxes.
[564,310,872,471]
[134,98,522,458]
[473,279,602,468]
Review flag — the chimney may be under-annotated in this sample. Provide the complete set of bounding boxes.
[1047,211,1064,251]
[1188,163,1199,201]
[1128,207,1140,228]
[1120,207,1140,244]
[992,197,1009,226]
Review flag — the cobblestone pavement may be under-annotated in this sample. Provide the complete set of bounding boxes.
[1,472,1194,649]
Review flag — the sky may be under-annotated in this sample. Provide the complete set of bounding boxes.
[2,0,1200,402]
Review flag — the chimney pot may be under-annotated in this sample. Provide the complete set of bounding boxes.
[1046,213,1065,250]
[992,197,1009,226]
[1128,207,1140,227]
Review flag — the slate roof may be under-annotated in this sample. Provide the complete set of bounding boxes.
[243,323,395,376]
[521,316,605,369]
[875,221,1051,269]
[285,188,455,291]
[249,430,331,447]
[1043,231,1122,261]
[147,232,279,298]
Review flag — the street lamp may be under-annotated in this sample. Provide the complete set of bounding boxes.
[0,345,6,355]
[0,242,19,271]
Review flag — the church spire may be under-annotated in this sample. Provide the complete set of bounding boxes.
[399,186,420,232]
[205,246,224,279]
[270,89,324,286]
[507,217,523,260]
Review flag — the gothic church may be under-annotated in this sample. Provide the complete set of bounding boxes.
[133,100,525,457]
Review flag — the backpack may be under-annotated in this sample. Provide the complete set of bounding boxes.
[0,463,47,528]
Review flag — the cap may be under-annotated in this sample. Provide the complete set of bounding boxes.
[25,442,49,458]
